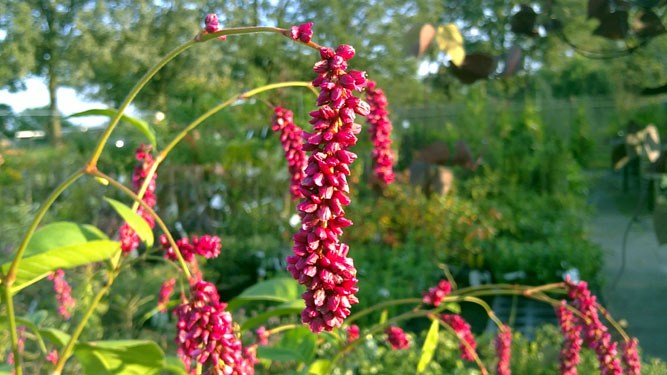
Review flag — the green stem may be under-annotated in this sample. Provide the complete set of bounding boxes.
[460,296,504,329]
[51,272,115,375]
[4,285,21,375]
[131,81,316,212]
[87,41,195,168]
[92,170,191,280]
[267,323,300,336]
[345,298,422,325]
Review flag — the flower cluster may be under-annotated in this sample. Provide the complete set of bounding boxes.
[174,280,255,374]
[120,144,157,254]
[565,278,622,375]
[158,278,176,313]
[204,14,227,40]
[364,80,394,184]
[290,22,313,43]
[422,279,452,307]
[161,234,222,262]
[255,326,270,346]
[271,106,307,199]
[384,326,410,350]
[48,269,76,319]
[495,325,512,375]
[557,302,583,375]
[286,45,369,333]
[441,314,477,362]
[621,338,640,375]
[346,324,360,344]
[46,350,59,364]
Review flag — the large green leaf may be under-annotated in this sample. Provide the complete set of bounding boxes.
[163,356,188,375]
[227,277,302,310]
[40,327,72,347]
[104,197,154,248]
[279,327,317,363]
[417,319,440,373]
[74,340,165,375]
[256,346,305,362]
[240,299,304,331]
[68,109,156,147]
[307,359,332,375]
[2,240,120,294]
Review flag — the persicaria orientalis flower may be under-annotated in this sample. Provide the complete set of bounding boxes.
[161,234,222,262]
[46,350,59,364]
[255,326,270,346]
[286,45,369,333]
[120,144,157,253]
[290,22,313,43]
[565,278,622,375]
[204,14,227,40]
[441,314,477,362]
[422,279,452,307]
[364,80,395,184]
[271,106,307,199]
[384,326,410,350]
[48,269,76,319]
[346,324,360,344]
[174,280,256,374]
[557,302,582,375]
[158,278,176,312]
[621,338,640,375]
[495,325,512,375]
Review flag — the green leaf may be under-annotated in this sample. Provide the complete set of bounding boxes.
[279,326,317,363]
[74,340,165,375]
[0,364,13,375]
[240,299,304,331]
[104,197,154,248]
[2,240,120,294]
[307,359,332,375]
[445,302,461,314]
[68,109,156,147]
[21,222,107,260]
[227,277,302,310]
[40,328,72,347]
[15,317,47,353]
[163,356,188,374]
[417,319,440,373]
[379,309,388,325]
[257,346,305,362]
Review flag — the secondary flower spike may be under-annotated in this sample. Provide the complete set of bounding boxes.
[286,45,369,333]
[441,314,478,362]
[48,269,76,319]
[271,106,307,199]
[174,280,256,374]
[422,279,452,307]
[621,338,640,375]
[158,278,176,312]
[495,325,512,375]
[557,302,582,375]
[365,80,395,184]
[385,326,410,350]
[290,22,313,43]
[161,234,222,262]
[120,144,158,253]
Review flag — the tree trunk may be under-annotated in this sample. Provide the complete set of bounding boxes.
[48,62,62,146]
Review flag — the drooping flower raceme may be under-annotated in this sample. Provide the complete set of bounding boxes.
[290,22,313,43]
[271,106,307,199]
[422,279,452,307]
[495,325,512,375]
[384,326,410,350]
[286,45,369,333]
[158,278,176,313]
[621,338,640,375]
[565,278,622,375]
[120,144,158,253]
[174,280,255,375]
[441,314,478,362]
[364,80,394,184]
[161,234,222,262]
[48,269,76,319]
[557,302,583,375]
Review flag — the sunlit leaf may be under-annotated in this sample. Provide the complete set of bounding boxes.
[416,319,440,373]
[74,340,165,375]
[436,24,465,66]
[227,277,301,310]
[279,326,317,363]
[308,359,332,375]
[240,299,304,331]
[67,109,156,147]
[104,197,154,248]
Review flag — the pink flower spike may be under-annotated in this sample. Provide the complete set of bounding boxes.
[422,279,452,307]
[48,269,76,319]
[121,144,158,254]
[271,106,308,200]
[365,80,395,185]
[346,324,360,344]
[495,325,512,375]
[621,338,640,375]
[384,326,409,350]
[441,314,477,362]
[158,278,176,313]
[46,350,59,364]
[287,45,369,333]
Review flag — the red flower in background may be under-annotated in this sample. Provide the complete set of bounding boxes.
[48,269,76,319]
[120,144,157,254]
[365,80,394,184]
[441,314,478,362]
[384,326,410,350]
[271,106,307,199]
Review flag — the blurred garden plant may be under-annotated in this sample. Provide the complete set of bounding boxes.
[0,14,646,375]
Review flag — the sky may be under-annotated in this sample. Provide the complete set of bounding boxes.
[0,77,135,128]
